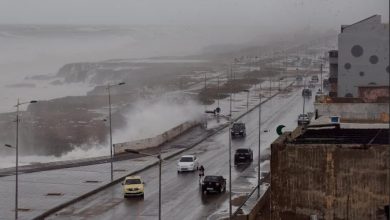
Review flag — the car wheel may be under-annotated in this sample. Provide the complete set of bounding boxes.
[223,186,226,192]
[141,194,144,199]
[177,170,180,174]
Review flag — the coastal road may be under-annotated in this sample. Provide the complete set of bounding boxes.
[48,85,314,220]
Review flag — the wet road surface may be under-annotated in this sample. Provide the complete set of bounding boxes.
[49,86,314,220]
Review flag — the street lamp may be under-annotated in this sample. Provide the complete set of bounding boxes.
[106,82,125,182]
[242,90,250,112]
[257,85,262,198]
[228,110,233,219]
[125,149,162,220]
[6,99,37,220]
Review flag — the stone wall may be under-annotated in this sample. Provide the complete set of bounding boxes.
[113,121,199,155]
[270,134,390,219]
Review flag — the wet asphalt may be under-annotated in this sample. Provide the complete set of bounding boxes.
[47,86,314,220]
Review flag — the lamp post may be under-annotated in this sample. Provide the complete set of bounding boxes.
[125,149,162,220]
[228,91,234,219]
[217,75,220,109]
[228,107,232,219]
[258,84,262,198]
[106,82,125,182]
[243,90,250,112]
[320,63,323,92]
[269,77,272,98]
[6,99,37,220]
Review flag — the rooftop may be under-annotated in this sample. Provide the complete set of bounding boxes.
[289,125,389,145]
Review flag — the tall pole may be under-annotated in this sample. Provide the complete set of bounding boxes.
[15,99,19,220]
[228,109,232,219]
[204,72,207,128]
[303,96,306,114]
[229,91,232,117]
[246,91,249,112]
[158,155,162,220]
[217,76,220,108]
[269,78,272,98]
[108,86,114,182]
[320,63,323,92]
[257,86,262,198]
[204,72,207,90]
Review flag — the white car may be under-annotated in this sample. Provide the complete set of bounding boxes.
[177,155,199,173]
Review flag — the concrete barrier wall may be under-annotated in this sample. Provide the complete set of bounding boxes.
[113,121,199,155]
[314,102,389,122]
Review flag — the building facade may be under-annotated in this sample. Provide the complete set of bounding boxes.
[337,15,389,98]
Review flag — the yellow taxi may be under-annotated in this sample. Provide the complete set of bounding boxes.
[122,176,144,198]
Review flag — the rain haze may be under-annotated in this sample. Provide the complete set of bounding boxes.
[0,0,387,162]
[0,0,389,220]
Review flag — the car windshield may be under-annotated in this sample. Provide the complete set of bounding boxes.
[180,157,193,162]
[233,124,244,129]
[236,149,249,153]
[204,176,220,182]
[125,179,141,185]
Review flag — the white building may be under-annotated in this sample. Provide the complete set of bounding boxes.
[337,15,389,97]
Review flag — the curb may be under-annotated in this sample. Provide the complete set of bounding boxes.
[34,81,294,219]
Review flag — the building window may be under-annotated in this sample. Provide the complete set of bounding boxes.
[351,45,364,57]
[344,63,351,70]
[369,55,379,64]
[359,71,364,76]
[368,82,377,85]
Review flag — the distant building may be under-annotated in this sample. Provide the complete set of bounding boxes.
[317,15,389,123]
[337,15,389,98]
[328,50,338,97]
[270,123,389,219]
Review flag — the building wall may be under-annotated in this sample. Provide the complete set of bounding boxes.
[314,102,389,123]
[337,15,389,97]
[271,138,390,219]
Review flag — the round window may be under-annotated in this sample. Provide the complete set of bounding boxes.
[351,45,363,57]
[369,55,378,64]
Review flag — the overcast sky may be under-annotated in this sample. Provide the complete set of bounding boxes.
[0,0,388,28]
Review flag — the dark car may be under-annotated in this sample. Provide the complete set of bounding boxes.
[297,114,310,125]
[231,122,246,138]
[302,88,312,97]
[234,148,253,165]
[201,176,226,194]
[311,75,319,83]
